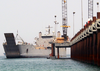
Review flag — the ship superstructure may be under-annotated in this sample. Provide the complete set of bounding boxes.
[35,33,54,49]
[34,25,55,49]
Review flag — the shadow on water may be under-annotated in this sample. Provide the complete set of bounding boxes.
[73,59,100,69]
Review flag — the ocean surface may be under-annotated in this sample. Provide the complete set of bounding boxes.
[0,56,100,71]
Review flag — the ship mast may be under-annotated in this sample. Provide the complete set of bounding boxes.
[16,30,25,43]
[46,25,52,35]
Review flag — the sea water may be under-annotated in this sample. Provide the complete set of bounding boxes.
[0,56,100,71]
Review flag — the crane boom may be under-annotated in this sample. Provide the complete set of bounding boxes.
[88,0,93,18]
[62,0,68,40]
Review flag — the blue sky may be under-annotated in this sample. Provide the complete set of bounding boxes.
[0,0,100,56]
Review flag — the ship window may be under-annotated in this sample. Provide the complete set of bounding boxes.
[41,36,53,38]
[47,47,51,49]
[26,49,28,53]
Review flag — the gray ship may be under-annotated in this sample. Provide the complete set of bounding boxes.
[3,26,66,58]
[3,33,52,58]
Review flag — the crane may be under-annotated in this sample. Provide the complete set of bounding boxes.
[88,0,93,18]
[62,0,68,40]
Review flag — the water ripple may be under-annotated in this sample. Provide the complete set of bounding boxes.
[0,56,100,71]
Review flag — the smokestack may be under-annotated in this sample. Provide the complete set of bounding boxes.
[39,32,42,38]
[57,31,61,37]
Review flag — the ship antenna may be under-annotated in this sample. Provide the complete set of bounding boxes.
[48,25,50,34]
[54,15,59,38]
[16,30,18,40]
[81,0,83,28]
[17,30,18,36]
[46,25,53,35]
[16,30,25,43]
[97,2,99,12]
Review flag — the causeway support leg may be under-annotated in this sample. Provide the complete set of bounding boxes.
[51,44,54,56]
[93,32,97,65]
[97,29,100,66]
[57,48,59,59]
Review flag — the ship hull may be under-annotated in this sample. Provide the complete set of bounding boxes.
[3,45,20,58]
[18,45,51,58]
[3,44,51,58]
